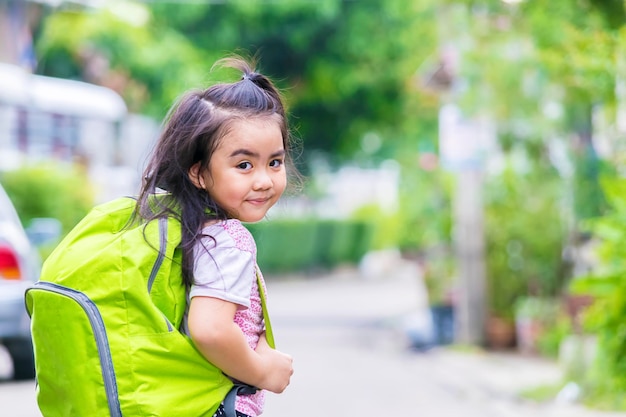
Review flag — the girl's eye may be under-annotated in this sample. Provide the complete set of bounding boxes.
[237,162,252,170]
[270,159,283,168]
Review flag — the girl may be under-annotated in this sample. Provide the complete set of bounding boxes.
[136,56,295,417]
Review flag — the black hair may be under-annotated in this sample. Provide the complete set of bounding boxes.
[136,56,295,287]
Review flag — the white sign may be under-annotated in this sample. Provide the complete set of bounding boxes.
[439,104,495,171]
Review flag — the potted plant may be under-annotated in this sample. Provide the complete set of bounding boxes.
[514,296,561,355]
[484,164,568,350]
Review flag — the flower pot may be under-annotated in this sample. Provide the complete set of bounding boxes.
[485,315,516,350]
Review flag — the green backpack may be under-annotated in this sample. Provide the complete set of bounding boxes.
[25,196,273,417]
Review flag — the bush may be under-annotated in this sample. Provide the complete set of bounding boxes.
[247,218,374,274]
[571,177,626,410]
[484,165,568,320]
[315,220,374,267]
[247,220,320,273]
[0,163,95,234]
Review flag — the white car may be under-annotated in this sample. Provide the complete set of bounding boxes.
[0,182,40,380]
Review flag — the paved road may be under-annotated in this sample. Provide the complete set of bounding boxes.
[2,267,625,417]
[0,379,40,417]
[263,269,625,417]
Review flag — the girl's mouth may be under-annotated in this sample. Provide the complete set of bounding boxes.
[247,197,270,205]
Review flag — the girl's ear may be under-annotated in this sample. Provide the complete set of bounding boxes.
[188,162,206,189]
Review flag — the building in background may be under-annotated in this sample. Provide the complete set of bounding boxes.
[0,0,159,202]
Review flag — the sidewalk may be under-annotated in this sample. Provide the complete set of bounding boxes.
[265,263,626,417]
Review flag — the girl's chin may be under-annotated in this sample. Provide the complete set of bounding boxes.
[233,210,268,223]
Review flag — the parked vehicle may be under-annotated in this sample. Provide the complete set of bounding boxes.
[0,182,40,380]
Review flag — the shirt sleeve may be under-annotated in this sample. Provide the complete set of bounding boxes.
[190,232,256,309]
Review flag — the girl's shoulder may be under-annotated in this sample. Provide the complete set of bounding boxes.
[202,219,256,254]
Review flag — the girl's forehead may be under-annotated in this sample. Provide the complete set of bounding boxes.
[217,117,284,150]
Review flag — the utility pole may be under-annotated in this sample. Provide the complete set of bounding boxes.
[453,168,486,345]
[439,103,490,346]
[424,4,492,346]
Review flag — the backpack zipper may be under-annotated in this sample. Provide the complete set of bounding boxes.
[147,217,167,294]
[148,216,174,332]
[27,281,123,417]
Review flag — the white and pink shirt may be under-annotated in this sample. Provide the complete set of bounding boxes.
[187,219,267,417]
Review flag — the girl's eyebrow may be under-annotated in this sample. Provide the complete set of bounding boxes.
[229,149,257,158]
[229,149,286,158]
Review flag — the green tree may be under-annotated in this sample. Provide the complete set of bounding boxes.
[36,3,210,116]
[35,1,440,162]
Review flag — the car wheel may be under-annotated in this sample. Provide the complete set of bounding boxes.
[4,338,35,380]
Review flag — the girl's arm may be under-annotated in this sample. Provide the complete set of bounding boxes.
[187,295,293,393]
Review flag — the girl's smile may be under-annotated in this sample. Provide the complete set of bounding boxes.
[190,116,287,223]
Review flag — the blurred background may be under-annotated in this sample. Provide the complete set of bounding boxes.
[1,0,626,413]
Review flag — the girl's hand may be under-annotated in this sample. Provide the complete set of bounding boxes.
[188,297,293,391]
[254,332,293,393]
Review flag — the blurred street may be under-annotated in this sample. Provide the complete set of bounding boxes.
[263,267,626,417]
[2,266,626,417]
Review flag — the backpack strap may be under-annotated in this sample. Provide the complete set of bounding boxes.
[223,384,257,417]
[222,272,275,417]
[257,271,275,349]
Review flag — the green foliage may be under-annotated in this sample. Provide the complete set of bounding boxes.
[484,161,568,320]
[35,0,440,161]
[351,204,401,252]
[37,5,214,116]
[442,0,617,171]
[515,296,560,321]
[247,220,319,273]
[515,296,570,358]
[0,163,94,234]
[449,3,617,220]
[392,166,455,304]
[33,0,626,166]
[570,177,626,404]
[571,144,610,221]
[396,167,453,252]
[588,0,626,30]
[314,220,373,267]
[421,247,455,305]
[520,382,566,403]
[246,218,373,274]
[536,315,571,359]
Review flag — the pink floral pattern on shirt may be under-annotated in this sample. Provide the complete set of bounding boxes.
[220,220,267,417]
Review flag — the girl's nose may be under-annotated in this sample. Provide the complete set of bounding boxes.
[253,169,273,190]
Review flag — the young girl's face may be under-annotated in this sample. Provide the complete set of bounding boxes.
[194,117,287,223]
